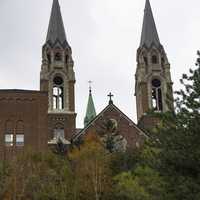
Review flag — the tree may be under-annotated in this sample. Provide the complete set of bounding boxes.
[69,134,114,200]
[2,149,74,200]
[0,161,10,199]
[114,166,166,200]
[146,51,200,199]
[114,51,200,200]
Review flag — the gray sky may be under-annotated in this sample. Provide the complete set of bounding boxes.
[0,0,200,128]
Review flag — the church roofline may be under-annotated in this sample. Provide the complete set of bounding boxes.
[72,103,148,142]
[0,89,48,94]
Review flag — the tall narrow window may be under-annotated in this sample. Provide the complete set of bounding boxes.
[53,76,64,110]
[16,121,24,147]
[5,120,14,146]
[152,79,163,111]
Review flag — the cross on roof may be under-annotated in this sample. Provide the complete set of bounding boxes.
[107,92,114,105]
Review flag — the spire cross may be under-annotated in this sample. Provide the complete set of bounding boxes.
[107,92,114,105]
[88,80,92,93]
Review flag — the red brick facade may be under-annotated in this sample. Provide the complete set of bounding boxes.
[74,104,147,149]
[0,90,48,160]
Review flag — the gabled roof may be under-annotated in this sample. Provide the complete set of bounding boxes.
[140,0,161,48]
[84,89,96,127]
[46,0,68,45]
[73,103,147,141]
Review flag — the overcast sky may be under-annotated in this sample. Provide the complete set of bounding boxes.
[0,0,200,128]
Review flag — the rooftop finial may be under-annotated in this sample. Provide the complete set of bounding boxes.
[107,92,114,105]
[88,80,92,94]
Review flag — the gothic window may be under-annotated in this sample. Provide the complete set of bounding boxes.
[54,123,65,139]
[53,76,64,110]
[55,52,62,61]
[5,120,14,146]
[152,55,158,64]
[152,79,163,111]
[16,121,24,147]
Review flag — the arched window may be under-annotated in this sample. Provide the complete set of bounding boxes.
[5,120,14,146]
[54,123,65,139]
[55,52,62,61]
[152,55,158,64]
[16,121,24,147]
[53,76,64,110]
[152,79,163,111]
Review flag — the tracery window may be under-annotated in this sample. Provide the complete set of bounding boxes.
[152,79,163,111]
[53,76,64,110]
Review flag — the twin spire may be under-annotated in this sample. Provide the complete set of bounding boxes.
[46,0,160,48]
[45,0,164,127]
[140,0,161,48]
[46,0,67,45]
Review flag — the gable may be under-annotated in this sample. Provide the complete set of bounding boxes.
[73,104,147,149]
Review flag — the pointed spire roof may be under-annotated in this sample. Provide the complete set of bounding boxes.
[84,87,96,127]
[140,0,161,48]
[46,0,67,45]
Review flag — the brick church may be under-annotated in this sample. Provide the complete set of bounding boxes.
[0,0,174,159]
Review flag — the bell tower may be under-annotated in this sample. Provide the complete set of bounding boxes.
[40,0,76,140]
[135,0,174,130]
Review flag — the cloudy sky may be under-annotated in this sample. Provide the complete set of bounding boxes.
[0,0,200,128]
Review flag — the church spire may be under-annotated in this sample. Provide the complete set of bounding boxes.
[46,0,68,45]
[84,83,96,127]
[140,0,161,48]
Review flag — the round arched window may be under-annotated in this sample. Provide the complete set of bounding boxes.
[53,76,63,85]
[152,79,161,87]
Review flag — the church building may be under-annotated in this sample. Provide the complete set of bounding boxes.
[0,0,174,159]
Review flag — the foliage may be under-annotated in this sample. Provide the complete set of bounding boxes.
[146,51,200,199]
[69,135,114,200]
[114,166,166,200]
